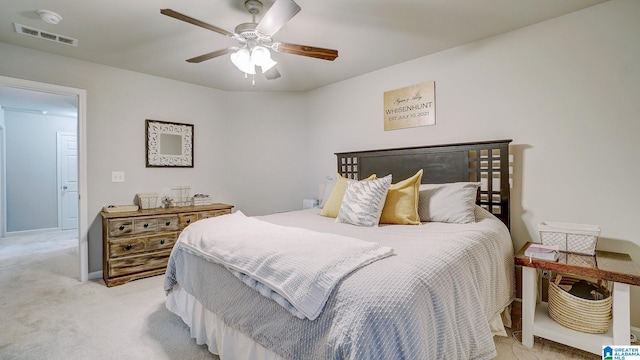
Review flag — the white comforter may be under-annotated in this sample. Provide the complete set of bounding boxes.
[164,206,515,360]
[167,211,394,320]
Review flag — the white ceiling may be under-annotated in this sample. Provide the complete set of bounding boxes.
[0,0,607,112]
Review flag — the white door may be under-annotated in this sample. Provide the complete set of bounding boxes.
[58,132,78,230]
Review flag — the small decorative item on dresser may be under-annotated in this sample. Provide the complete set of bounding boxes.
[192,194,213,206]
[136,193,159,209]
[538,221,600,255]
[171,186,191,206]
[102,204,139,213]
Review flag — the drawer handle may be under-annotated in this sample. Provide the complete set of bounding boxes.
[165,221,171,226]
[143,223,149,228]
[125,244,132,251]
[160,239,166,245]
[119,225,125,231]
[186,219,191,224]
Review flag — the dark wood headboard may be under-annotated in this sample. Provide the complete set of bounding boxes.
[335,139,512,229]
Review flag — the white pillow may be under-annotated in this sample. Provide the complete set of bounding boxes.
[418,182,480,224]
[318,176,336,209]
[336,175,392,227]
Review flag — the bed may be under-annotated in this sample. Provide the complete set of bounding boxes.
[164,139,515,360]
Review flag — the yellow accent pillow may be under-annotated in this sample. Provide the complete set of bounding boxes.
[318,173,376,218]
[379,169,423,225]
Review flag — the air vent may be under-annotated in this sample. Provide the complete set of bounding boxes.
[14,23,78,47]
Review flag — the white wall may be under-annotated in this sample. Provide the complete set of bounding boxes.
[305,0,640,325]
[224,91,308,215]
[0,43,307,273]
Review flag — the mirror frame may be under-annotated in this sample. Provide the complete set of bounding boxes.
[145,119,194,168]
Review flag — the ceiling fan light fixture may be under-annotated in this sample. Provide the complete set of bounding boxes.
[160,0,338,85]
[230,48,256,74]
[260,57,278,72]
[250,46,271,67]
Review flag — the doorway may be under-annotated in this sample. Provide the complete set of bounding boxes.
[0,75,88,282]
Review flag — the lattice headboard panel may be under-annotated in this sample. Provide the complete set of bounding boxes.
[335,139,512,229]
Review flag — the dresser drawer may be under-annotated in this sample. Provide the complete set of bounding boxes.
[157,215,179,231]
[147,232,178,251]
[108,219,134,237]
[198,209,231,220]
[108,250,172,278]
[179,213,199,229]
[134,218,158,233]
[108,237,146,258]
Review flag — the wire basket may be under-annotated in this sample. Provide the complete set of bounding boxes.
[548,275,612,334]
[136,193,158,209]
[539,222,600,255]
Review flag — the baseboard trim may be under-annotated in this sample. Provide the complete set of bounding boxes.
[88,270,102,280]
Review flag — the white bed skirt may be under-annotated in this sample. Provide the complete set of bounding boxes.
[166,284,284,360]
[166,284,511,360]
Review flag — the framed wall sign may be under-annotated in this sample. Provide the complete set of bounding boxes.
[383,81,435,131]
[145,119,194,167]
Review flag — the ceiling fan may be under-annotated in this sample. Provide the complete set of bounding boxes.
[161,0,338,83]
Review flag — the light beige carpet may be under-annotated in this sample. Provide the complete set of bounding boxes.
[0,233,600,359]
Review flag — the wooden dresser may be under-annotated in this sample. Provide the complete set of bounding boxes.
[101,203,234,287]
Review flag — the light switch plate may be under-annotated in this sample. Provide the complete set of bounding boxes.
[111,171,125,183]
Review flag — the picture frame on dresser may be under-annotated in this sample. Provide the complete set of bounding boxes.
[145,119,194,168]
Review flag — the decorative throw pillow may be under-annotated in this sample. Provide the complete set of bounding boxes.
[318,173,376,218]
[336,175,392,227]
[418,182,481,224]
[379,169,423,225]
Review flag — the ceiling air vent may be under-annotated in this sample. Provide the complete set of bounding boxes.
[14,23,78,47]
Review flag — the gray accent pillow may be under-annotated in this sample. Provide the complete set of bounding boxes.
[336,175,392,227]
[418,182,480,224]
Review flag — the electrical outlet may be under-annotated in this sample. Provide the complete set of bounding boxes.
[111,171,125,183]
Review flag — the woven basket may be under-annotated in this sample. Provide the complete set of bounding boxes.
[548,275,612,334]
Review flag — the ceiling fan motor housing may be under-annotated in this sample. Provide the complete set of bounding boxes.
[235,23,259,41]
[244,0,263,15]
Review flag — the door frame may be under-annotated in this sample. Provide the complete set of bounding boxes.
[0,75,88,282]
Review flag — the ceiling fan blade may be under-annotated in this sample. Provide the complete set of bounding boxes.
[263,66,281,80]
[273,43,338,61]
[161,9,235,38]
[186,48,236,63]
[255,0,301,37]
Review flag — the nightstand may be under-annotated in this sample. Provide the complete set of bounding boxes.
[515,242,640,355]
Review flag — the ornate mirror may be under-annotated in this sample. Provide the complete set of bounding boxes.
[146,119,194,167]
